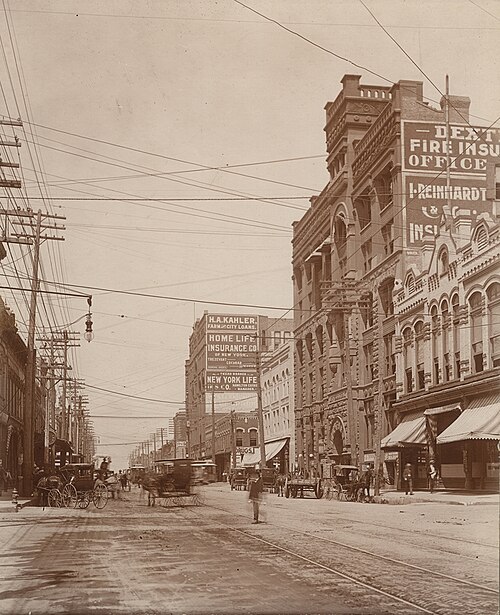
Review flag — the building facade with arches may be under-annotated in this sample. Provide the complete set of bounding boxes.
[292,74,499,489]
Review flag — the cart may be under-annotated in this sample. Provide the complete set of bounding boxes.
[59,463,109,509]
[143,459,204,507]
[285,475,323,499]
[331,465,364,501]
[230,468,248,491]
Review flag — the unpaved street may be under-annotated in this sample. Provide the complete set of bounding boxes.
[0,485,497,615]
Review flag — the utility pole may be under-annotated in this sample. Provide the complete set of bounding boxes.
[230,410,236,471]
[255,335,266,470]
[7,208,66,496]
[211,386,216,463]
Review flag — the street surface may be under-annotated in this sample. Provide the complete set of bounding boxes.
[0,484,497,615]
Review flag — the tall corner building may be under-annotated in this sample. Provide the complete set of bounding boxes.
[292,74,500,490]
[185,311,293,466]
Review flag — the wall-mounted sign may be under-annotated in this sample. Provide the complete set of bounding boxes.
[205,314,258,391]
[403,122,500,174]
[206,371,258,392]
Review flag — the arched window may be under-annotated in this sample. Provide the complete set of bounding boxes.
[469,292,484,373]
[475,226,488,251]
[439,248,449,275]
[403,327,413,393]
[334,214,347,277]
[414,321,425,390]
[431,305,440,384]
[249,429,258,447]
[236,429,244,448]
[405,273,415,295]
[487,283,500,367]
[451,294,461,379]
[441,300,451,382]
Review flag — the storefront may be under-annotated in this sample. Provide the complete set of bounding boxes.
[381,412,428,490]
[436,394,500,491]
[241,438,289,471]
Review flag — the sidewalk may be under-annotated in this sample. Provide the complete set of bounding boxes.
[375,488,499,506]
[0,489,35,512]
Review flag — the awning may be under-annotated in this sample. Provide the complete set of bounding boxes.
[241,438,288,466]
[437,394,500,444]
[381,413,426,449]
[424,403,461,416]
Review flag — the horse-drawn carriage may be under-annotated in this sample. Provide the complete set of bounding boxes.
[34,463,108,509]
[285,474,323,499]
[324,465,366,502]
[58,463,109,509]
[230,468,248,491]
[142,459,204,507]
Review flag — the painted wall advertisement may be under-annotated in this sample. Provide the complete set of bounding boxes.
[402,121,499,249]
[205,314,258,392]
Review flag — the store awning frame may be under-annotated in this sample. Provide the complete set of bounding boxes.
[437,394,500,444]
[424,403,461,416]
[241,438,288,466]
[381,413,427,449]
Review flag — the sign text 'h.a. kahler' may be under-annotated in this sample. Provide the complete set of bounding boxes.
[205,313,258,392]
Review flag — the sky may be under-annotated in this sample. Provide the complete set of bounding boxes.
[0,0,498,469]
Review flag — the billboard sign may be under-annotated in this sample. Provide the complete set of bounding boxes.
[206,371,258,392]
[402,121,498,249]
[205,314,258,392]
[406,175,488,245]
[403,122,500,174]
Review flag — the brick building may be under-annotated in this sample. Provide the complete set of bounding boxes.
[292,74,499,487]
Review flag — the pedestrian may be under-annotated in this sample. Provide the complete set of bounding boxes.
[363,465,374,499]
[120,471,128,492]
[403,463,413,495]
[248,471,263,524]
[428,460,438,493]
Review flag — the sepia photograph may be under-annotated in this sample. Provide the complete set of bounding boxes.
[0,1,498,614]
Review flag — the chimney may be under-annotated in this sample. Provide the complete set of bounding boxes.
[440,95,471,123]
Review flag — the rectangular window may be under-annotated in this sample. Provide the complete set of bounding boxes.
[433,357,440,385]
[364,343,374,381]
[405,367,413,393]
[384,333,395,376]
[382,220,394,256]
[362,239,373,273]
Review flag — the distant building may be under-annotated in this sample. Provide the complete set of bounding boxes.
[185,311,293,469]
[261,337,294,473]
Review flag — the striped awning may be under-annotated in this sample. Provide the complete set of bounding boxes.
[381,413,426,449]
[437,394,500,444]
[241,438,288,467]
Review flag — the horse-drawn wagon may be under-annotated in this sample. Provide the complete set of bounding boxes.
[142,459,204,507]
[58,463,109,509]
[285,474,323,499]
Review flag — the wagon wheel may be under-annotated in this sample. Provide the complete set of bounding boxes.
[93,483,108,509]
[48,488,63,508]
[291,486,298,498]
[77,491,91,509]
[315,482,324,499]
[62,483,78,508]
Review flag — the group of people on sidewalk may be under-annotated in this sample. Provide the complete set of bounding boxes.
[402,460,438,495]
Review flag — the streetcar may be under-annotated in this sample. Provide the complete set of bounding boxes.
[191,461,217,484]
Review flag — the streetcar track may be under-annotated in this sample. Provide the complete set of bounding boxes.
[232,489,498,549]
[201,501,498,594]
[180,505,437,614]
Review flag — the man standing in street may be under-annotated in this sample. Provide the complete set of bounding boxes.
[248,470,263,523]
[403,463,413,495]
[429,460,438,493]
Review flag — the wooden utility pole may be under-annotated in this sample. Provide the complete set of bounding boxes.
[230,410,236,471]
[255,335,266,470]
[1,207,65,495]
[211,386,216,463]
